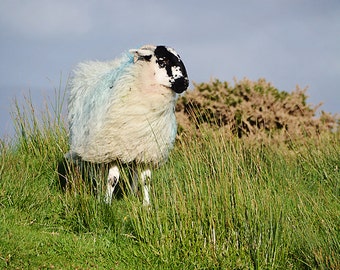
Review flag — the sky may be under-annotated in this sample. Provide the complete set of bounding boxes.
[0,0,339,139]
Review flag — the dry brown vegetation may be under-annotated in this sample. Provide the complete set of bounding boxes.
[176,78,338,143]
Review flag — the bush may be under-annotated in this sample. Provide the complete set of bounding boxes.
[176,78,338,142]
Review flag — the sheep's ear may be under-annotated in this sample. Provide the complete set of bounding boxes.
[129,48,153,63]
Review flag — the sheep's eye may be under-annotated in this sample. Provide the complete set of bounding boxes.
[157,57,170,68]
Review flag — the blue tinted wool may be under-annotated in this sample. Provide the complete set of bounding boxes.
[81,53,134,121]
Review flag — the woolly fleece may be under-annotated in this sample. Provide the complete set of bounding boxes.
[68,52,178,165]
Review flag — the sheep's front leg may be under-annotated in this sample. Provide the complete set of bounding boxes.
[132,166,151,206]
[141,169,151,206]
[104,166,119,204]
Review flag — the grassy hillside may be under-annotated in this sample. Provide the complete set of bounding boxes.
[0,86,339,269]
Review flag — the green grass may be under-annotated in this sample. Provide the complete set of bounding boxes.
[0,94,339,269]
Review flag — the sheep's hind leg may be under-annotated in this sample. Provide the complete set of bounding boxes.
[104,165,119,204]
[131,166,151,206]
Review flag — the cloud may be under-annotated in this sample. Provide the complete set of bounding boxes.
[0,0,92,39]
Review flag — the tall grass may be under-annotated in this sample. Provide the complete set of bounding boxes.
[0,91,339,269]
[127,129,339,269]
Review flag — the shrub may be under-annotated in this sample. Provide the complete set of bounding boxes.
[176,78,338,142]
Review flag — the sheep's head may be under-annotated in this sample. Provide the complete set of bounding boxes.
[130,45,189,94]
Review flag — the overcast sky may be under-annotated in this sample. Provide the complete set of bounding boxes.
[1,0,339,139]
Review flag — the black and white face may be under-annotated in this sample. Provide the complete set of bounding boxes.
[130,45,189,94]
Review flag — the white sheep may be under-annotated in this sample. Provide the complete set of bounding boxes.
[64,45,189,205]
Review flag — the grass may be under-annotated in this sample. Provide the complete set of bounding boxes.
[0,93,339,269]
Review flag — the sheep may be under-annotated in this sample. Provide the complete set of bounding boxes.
[62,45,189,205]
